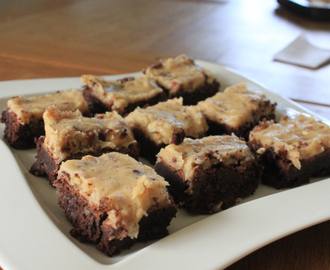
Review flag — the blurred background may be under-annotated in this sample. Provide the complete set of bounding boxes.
[1,0,329,116]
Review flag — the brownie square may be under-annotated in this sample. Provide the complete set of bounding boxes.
[144,54,220,105]
[55,152,177,257]
[197,83,276,139]
[82,75,167,115]
[30,105,139,185]
[1,89,89,149]
[248,114,330,189]
[154,135,262,214]
[125,97,209,163]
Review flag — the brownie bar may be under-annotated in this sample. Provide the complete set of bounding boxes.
[30,106,139,185]
[55,153,177,256]
[249,115,330,189]
[144,54,220,105]
[198,83,276,140]
[1,89,89,149]
[82,75,167,115]
[155,135,262,214]
[125,97,208,163]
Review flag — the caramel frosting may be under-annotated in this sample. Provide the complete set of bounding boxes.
[7,89,88,125]
[58,152,171,240]
[81,75,164,114]
[144,54,215,94]
[249,114,330,170]
[125,97,209,145]
[43,105,137,164]
[198,84,275,128]
[157,135,255,193]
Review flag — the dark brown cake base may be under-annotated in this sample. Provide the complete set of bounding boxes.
[82,86,168,116]
[130,128,185,164]
[55,178,177,257]
[165,80,220,106]
[206,112,276,140]
[30,136,140,186]
[1,109,45,149]
[154,160,261,214]
[249,144,330,189]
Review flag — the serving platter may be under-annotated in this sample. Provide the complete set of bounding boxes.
[0,60,330,270]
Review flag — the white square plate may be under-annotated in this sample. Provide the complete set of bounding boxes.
[1,60,330,270]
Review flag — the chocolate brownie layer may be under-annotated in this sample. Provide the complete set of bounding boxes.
[252,147,330,189]
[155,160,261,214]
[144,54,220,105]
[1,109,44,149]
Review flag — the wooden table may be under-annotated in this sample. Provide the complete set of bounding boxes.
[1,0,330,269]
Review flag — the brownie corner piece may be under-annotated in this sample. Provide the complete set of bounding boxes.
[155,135,261,214]
[55,152,177,256]
[1,107,44,149]
[248,114,330,189]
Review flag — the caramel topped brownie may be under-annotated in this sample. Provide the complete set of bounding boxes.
[82,75,166,115]
[197,83,276,139]
[56,152,177,256]
[144,54,220,105]
[155,135,261,214]
[125,97,208,163]
[43,105,137,163]
[1,89,89,149]
[7,89,88,124]
[157,135,255,183]
[126,98,208,145]
[30,105,139,185]
[249,114,330,188]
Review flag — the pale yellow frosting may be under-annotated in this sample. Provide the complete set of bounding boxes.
[81,75,163,114]
[198,84,275,128]
[58,152,171,240]
[7,89,88,124]
[125,97,208,145]
[249,114,330,170]
[43,105,136,164]
[144,54,215,94]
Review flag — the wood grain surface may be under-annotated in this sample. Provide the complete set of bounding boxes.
[0,0,330,269]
